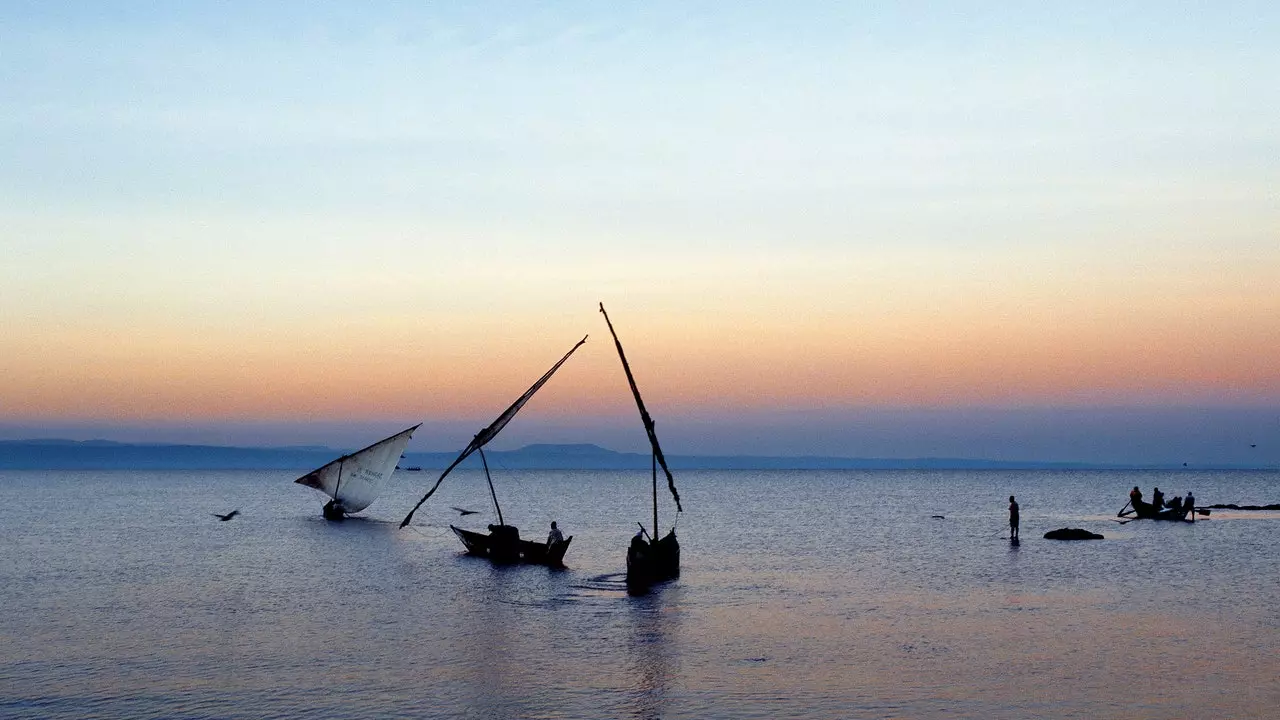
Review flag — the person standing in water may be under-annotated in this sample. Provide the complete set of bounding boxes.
[1008,495,1020,539]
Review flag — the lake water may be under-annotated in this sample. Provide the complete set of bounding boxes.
[1,468,1277,719]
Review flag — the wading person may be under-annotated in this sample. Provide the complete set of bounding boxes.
[1008,495,1020,539]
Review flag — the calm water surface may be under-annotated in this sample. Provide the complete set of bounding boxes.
[1,468,1277,719]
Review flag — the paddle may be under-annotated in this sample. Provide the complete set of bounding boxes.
[1117,500,1133,518]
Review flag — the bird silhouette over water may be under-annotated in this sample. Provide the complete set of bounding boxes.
[212,510,240,521]
[451,507,479,516]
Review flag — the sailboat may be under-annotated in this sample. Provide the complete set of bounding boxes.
[400,336,587,566]
[295,424,421,521]
[599,303,682,593]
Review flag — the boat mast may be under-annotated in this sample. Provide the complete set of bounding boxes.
[332,458,345,503]
[598,303,682,518]
[399,336,588,529]
[479,447,505,526]
[652,451,658,539]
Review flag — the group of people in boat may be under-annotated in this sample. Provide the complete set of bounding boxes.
[1129,486,1194,512]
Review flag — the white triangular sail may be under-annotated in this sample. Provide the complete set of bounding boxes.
[296,424,420,513]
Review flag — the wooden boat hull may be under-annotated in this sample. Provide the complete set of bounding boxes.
[450,525,572,567]
[1125,498,1193,522]
[626,530,679,593]
[322,500,346,521]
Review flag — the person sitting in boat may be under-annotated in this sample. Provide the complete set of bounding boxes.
[1167,495,1183,511]
[1129,486,1143,505]
[546,521,564,547]
[1151,487,1165,509]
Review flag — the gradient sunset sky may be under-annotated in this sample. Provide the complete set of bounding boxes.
[2,2,1277,465]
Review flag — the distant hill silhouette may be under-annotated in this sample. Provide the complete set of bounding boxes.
[0,438,1250,471]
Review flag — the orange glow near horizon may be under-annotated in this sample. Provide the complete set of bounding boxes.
[4,273,1278,426]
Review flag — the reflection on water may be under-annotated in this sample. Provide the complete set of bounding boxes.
[459,565,524,720]
[625,589,678,720]
[0,469,1277,719]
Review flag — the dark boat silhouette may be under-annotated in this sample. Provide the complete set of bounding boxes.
[599,303,682,594]
[1121,497,1195,523]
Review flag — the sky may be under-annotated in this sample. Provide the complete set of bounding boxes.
[2,2,1278,466]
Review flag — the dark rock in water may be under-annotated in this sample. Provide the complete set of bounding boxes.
[931,515,945,519]
[1044,528,1103,540]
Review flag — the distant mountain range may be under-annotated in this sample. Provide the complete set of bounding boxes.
[0,439,1250,471]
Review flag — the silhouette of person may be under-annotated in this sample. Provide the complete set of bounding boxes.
[1008,495,1020,539]
[546,521,564,547]
[1185,490,1195,511]
[1129,486,1143,506]
[1152,487,1165,510]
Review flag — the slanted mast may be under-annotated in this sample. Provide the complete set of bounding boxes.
[599,303,682,535]
[399,336,588,529]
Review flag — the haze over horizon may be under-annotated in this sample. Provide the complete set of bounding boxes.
[3,3,1277,467]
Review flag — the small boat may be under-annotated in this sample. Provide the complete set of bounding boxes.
[400,336,587,567]
[295,424,421,520]
[626,523,680,591]
[599,303,682,594]
[449,524,572,566]
[1121,497,1194,522]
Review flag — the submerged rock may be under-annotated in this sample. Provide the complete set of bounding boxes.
[1044,527,1104,540]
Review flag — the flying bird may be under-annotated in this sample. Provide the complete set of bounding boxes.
[212,510,240,521]
[451,507,480,516]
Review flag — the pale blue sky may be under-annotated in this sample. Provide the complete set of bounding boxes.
[2,2,1277,463]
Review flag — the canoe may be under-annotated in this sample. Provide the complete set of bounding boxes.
[1125,498,1194,522]
[450,524,573,567]
[626,529,680,593]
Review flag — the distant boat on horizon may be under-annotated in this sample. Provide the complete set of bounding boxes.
[295,424,420,521]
